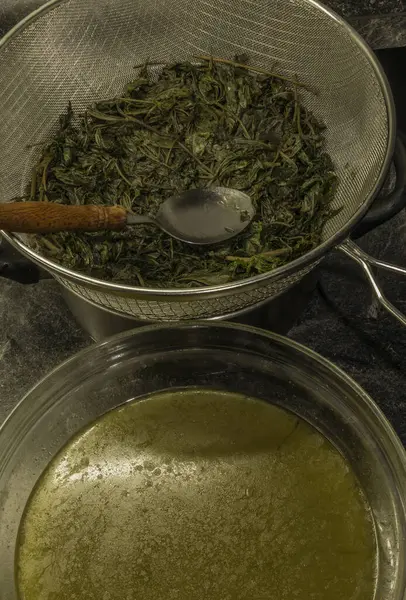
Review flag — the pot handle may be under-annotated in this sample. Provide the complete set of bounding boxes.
[351,134,406,239]
[338,239,406,326]
[0,256,40,283]
[0,239,41,283]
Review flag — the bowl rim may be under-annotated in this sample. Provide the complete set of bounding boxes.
[1,321,405,475]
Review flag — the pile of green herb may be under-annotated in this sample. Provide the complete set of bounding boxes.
[28,56,337,287]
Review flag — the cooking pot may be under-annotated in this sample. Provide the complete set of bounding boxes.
[1,153,405,339]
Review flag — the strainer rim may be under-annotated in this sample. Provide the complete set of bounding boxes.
[0,0,396,298]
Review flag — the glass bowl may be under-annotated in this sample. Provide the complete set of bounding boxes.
[0,322,405,600]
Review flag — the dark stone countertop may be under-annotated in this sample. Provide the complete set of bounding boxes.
[290,210,406,446]
[1,0,406,49]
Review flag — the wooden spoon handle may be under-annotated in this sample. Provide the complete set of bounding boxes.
[0,202,127,233]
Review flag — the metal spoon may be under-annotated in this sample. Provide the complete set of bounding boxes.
[0,187,254,245]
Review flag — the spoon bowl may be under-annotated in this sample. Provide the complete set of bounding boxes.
[151,187,255,245]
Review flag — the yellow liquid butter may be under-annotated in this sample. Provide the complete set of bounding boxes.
[16,390,376,600]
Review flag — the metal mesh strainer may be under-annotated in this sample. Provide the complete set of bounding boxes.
[0,0,395,321]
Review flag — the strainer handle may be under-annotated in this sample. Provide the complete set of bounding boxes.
[339,239,406,327]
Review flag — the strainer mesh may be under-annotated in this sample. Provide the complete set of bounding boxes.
[0,0,390,320]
